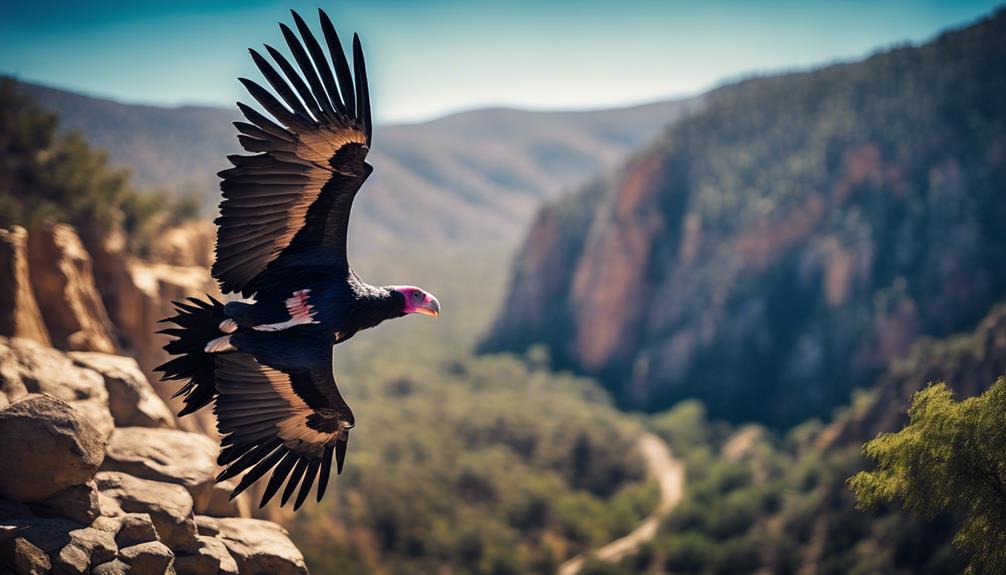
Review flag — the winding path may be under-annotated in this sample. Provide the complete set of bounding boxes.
[557,433,685,575]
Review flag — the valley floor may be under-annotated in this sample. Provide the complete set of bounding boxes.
[558,433,686,575]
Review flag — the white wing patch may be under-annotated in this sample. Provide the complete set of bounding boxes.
[253,289,320,332]
[205,335,236,353]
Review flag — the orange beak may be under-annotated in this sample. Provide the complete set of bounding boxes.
[414,295,440,317]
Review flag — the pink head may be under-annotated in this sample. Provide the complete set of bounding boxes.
[390,286,440,317]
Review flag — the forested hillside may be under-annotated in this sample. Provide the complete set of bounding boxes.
[483,9,1006,427]
[19,81,698,250]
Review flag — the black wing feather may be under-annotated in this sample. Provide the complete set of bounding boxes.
[213,353,352,508]
[291,10,345,116]
[214,9,372,296]
[319,9,355,117]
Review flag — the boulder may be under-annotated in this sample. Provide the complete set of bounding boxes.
[91,559,129,575]
[0,394,105,502]
[27,221,117,353]
[69,352,175,429]
[194,516,220,537]
[52,526,118,575]
[101,427,218,512]
[33,481,101,525]
[8,514,117,575]
[1,536,51,575]
[0,337,115,438]
[175,536,238,575]
[95,472,198,552]
[118,541,174,575]
[0,226,50,346]
[209,517,308,575]
[113,513,159,548]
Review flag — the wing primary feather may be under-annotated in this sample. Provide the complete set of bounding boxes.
[280,21,336,121]
[336,436,349,474]
[291,10,344,116]
[264,44,325,122]
[217,438,280,479]
[249,48,311,119]
[293,458,321,511]
[317,445,334,501]
[281,457,309,506]
[352,34,372,144]
[235,104,293,142]
[259,450,299,508]
[218,441,258,466]
[238,78,307,131]
[319,9,355,116]
[231,446,287,499]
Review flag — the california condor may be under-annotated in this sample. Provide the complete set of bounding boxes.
[156,9,440,511]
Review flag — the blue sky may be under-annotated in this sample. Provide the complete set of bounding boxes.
[1,0,1001,122]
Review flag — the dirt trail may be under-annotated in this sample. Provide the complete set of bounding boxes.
[557,432,685,575]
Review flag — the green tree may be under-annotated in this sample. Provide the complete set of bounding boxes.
[0,77,191,251]
[849,378,1006,574]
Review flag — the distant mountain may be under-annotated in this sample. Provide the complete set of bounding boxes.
[18,82,699,251]
[481,9,1006,426]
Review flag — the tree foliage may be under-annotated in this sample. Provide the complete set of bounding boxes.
[0,77,191,249]
[849,378,1006,574]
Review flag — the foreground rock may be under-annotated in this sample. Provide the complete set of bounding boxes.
[175,535,239,575]
[1,330,308,575]
[101,427,218,513]
[0,226,50,347]
[200,516,308,575]
[0,394,105,502]
[0,336,115,438]
[95,471,198,551]
[70,352,175,429]
[34,481,101,525]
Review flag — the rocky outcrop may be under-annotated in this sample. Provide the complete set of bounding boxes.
[101,428,218,513]
[0,227,50,346]
[0,341,307,575]
[27,222,117,354]
[198,516,308,575]
[76,221,219,434]
[1,217,219,440]
[0,336,116,437]
[148,221,215,268]
[69,353,175,429]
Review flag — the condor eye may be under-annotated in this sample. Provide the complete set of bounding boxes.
[412,291,423,301]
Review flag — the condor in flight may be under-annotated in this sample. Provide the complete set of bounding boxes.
[156,9,440,511]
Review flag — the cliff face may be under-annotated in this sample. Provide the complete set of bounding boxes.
[483,10,1006,426]
[0,221,219,435]
[0,221,317,572]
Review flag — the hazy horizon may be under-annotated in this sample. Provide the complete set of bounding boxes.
[2,0,1001,122]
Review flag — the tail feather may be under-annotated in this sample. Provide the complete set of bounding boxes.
[155,295,226,416]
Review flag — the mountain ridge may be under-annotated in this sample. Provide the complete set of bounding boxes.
[16,80,700,252]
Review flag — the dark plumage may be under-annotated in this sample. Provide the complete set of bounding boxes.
[155,9,440,511]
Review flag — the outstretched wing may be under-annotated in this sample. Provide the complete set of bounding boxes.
[213,9,374,296]
[213,352,353,510]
